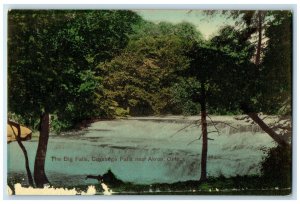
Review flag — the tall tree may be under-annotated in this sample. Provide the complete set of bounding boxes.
[8,10,64,187]
[8,120,34,187]
[209,12,292,147]
[203,10,272,64]
[8,10,141,187]
[185,43,242,181]
[260,11,292,115]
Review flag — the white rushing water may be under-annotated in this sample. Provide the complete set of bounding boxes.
[8,116,277,186]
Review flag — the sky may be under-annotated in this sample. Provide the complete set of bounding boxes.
[136,10,235,39]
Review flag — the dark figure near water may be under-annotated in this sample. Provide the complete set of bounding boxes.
[86,170,124,187]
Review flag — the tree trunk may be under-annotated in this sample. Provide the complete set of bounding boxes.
[255,11,262,65]
[34,113,50,187]
[200,82,208,182]
[8,120,35,187]
[246,112,289,147]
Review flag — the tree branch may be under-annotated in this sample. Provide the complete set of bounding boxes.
[213,121,238,130]
[206,114,220,135]
[187,135,202,146]
[169,119,200,138]
[8,120,35,187]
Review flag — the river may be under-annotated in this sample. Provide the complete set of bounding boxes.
[7,116,276,187]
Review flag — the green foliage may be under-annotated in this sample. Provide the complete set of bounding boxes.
[171,77,201,115]
[50,114,72,133]
[180,41,250,115]
[8,10,141,130]
[259,11,292,114]
[207,11,292,115]
[99,22,199,116]
[131,21,203,45]
[7,10,293,191]
[261,146,292,187]
[7,112,40,130]
[8,10,292,129]
[210,25,255,61]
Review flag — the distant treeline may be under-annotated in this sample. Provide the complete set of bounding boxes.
[8,10,292,131]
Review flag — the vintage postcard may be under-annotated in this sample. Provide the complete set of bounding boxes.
[6,9,292,196]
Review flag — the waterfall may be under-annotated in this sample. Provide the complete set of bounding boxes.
[8,116,276,186]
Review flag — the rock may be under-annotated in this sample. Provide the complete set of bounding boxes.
[7,124,32,143]
[86,170,124,187]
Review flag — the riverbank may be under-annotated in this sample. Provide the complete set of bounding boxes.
[8,115,291,195]
[8,174,291,196]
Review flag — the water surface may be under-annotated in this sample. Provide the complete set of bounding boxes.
[8,116,276,187]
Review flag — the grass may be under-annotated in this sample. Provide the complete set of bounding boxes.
[8,171,291,195]
[107,176,291,195]
[43,175,291,196]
